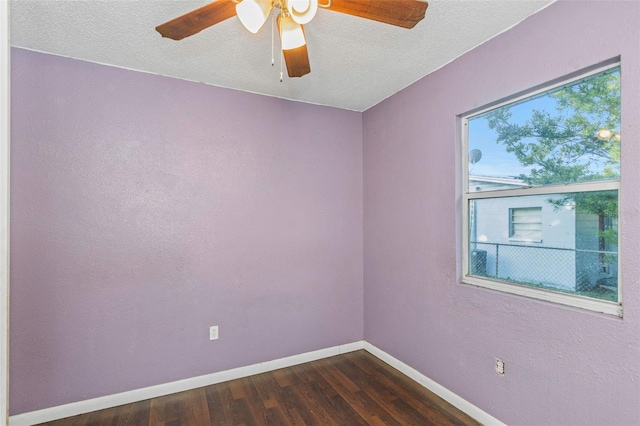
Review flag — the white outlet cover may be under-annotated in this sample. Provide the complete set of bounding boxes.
[209,326,219,341]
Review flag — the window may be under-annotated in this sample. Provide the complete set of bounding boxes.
[509,207,542,242]
[462,63,621,316]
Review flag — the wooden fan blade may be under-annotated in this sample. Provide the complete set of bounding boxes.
[156,0,237,40]
[283,44,311,78]
[326,0,428,29]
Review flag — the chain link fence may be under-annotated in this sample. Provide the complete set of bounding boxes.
[469,241,618,299]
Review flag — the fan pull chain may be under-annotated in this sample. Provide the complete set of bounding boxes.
[271,12,275,67]
[279,13,283,82]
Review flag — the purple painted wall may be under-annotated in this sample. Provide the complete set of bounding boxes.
[363,1,640,425]
[10,48,363,414]
[10,1,640,423]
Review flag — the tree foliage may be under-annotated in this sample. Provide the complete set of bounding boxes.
[485,69,620,186]
[485,69,620,221]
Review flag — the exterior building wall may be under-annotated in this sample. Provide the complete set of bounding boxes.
[472,194,576,289]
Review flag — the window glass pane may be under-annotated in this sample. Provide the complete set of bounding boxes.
[468,67,620,193]
[468,190,618,302]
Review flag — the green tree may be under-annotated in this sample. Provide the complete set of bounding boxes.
[484,68,620,186]
[484,68,620,248]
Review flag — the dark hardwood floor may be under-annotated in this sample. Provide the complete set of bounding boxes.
[40,350,480,426]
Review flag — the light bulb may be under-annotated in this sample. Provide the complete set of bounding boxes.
[278,14,306,50]
[236,0,272,34]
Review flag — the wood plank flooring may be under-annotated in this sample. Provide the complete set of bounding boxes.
[39,350,480,426]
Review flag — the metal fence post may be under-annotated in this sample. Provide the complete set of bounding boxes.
[495,244,499,278]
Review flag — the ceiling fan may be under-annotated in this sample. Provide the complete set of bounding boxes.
[156,0,429,79]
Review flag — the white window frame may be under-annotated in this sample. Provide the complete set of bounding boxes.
[461,62,622,317]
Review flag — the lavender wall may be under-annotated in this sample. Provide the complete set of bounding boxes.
[10,48,363,414]
[363,1,640,425]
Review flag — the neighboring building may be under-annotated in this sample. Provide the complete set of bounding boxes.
[469,176,617,292]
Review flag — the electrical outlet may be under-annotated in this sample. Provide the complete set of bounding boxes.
[209,325,219,341]
[495,358,505,375]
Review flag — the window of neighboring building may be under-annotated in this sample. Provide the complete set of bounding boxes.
[509,207,542,242]
[462,62,621,316]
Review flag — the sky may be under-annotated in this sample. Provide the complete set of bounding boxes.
[467,69,620,182]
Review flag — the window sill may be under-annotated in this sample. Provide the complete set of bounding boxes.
[508,238,542,243]
[462,275,622,317]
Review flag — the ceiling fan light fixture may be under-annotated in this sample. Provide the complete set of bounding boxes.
[236,0,273,34]
[287,0,318,24]
[278,14,306,50]
[156,0,429,79]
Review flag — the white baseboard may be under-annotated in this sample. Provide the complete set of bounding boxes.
[9,341,364,426]
[363,342,506,426]
[10,340,503,426]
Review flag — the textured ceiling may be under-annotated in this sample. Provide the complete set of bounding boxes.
[10,0,554,111]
